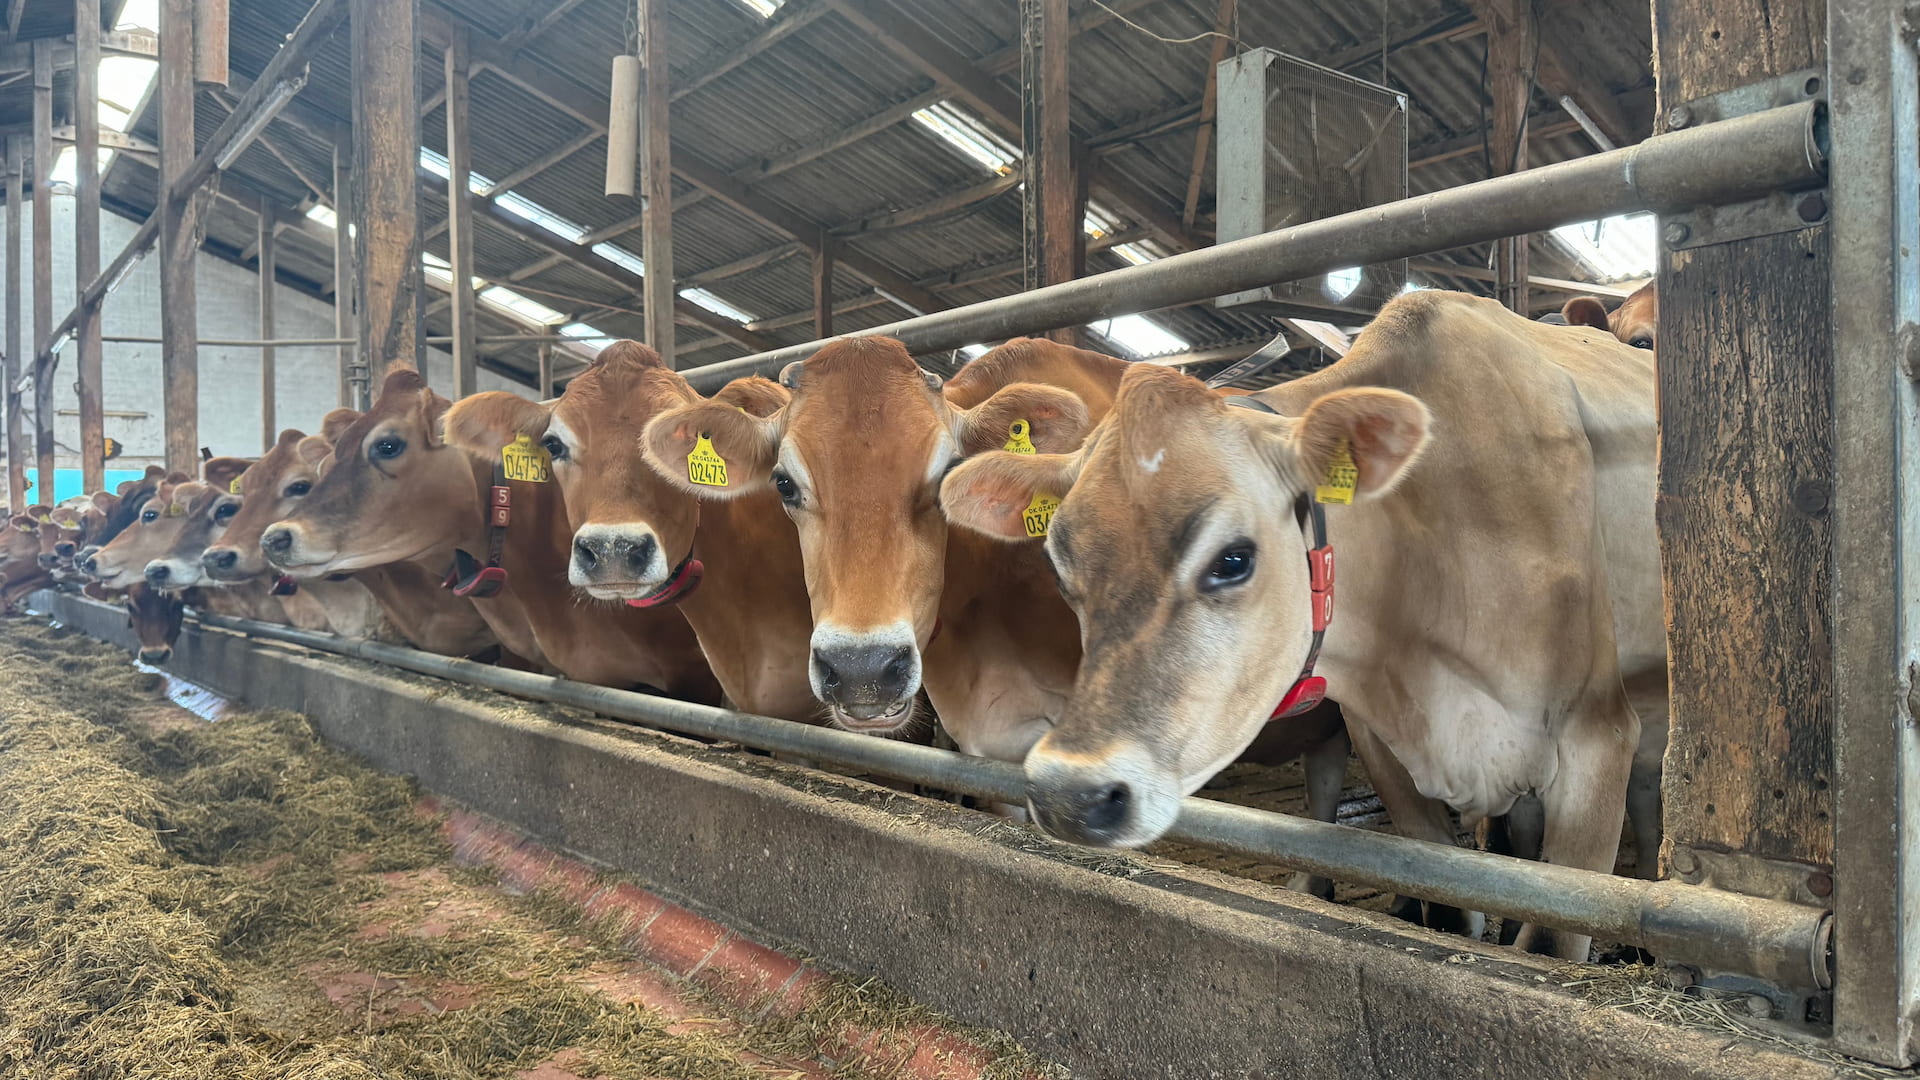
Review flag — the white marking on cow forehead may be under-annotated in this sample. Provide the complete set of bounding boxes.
[1138,448,1166,474]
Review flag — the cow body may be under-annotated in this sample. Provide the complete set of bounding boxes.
[943,291,1660,958]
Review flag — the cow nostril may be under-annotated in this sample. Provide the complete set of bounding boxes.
[207,549,236,570]
[573,538,598,572]
[1082,782,1133,833]
[55,543,72,556]
[883,647,913,684]
[146,565,170,583]
[811,649,841,692]
[624,536,655,574]
[262,528,292,555]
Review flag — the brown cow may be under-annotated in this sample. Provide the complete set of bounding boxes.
[261,368,718,698]
[1561,279,1656,352]
[446,343,816,721]
[124,581,188,664]
[0,509,51,611]
[941,291,1660,959]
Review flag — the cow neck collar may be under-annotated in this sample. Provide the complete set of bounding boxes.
[1222,395,1334,721]
[624,546,705,608]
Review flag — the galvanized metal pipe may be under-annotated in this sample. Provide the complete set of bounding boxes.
[191,609,1831,992]
[678,100,1827,393]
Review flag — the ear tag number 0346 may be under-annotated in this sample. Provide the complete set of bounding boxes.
[501,434,552,483]
[1023,492,1059,538]
[1004,419,1037,455]
[687,434,729,488]
[1315,440,1358,505]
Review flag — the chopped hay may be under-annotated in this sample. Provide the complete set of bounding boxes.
[0,619,1058,1079]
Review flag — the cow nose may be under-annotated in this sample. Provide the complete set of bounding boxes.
[261,525,293,558]
[811,644,916,720]
[572,532,656,580]
[572,536,599,573]
[138,646,172,664]
[145,564,171,587]
[79,550,101,575]
[203,548,238,573]
[54,542,73,557]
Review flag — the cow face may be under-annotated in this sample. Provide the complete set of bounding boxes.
[940,363,1429,846]
[124,581,186,664]
[84,478,200,590]
[643,336,1088,732]
[146,462,249,590]
[1561,279,1657,353]
[204,429,330,583]
[263,370,470,577]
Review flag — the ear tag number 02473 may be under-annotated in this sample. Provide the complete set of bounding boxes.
[687,435,730,487]
[1315,440,1358,505]
[1023,492,1060,538]
[1004,419,1037,455]
[501,434,552,483]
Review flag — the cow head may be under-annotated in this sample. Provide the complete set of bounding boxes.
[940,362,1429,846]
[78,465,168,569]
[203,429,332,583]
[642,336,1089,732]
[262,370,471,577]
[445,342,789,604]
[1562,279,1657,352]
[124,581,187,664]
[144,458,250,590]
[82,473,195,588]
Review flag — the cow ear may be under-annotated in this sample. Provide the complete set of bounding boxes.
[642,400,781,499]
[92,491,118,512]
[143,464,167,481]
[953,382,1093,457]
[274,427,306,450]
[709,375,789,418]
[295,435,334,467]
[941,449,1083,541]
[320,408,361,447]
[202,456,252,493]
[1283,387,1431,499]
[443,392,552,460]
[1562,296,1612,332]
[165,471,191,485]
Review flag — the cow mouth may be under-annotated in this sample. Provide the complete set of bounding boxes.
[579,581,656,601]
[828,698,915,734]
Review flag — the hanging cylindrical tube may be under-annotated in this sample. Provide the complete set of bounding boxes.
[193,0,229,88]
[605,54,641,197]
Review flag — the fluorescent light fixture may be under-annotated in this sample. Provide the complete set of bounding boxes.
[592,242,646,277]
[911,101,1019,175]
[214,74,306,170]
[104,248,146,295]
[681,288,757,323]
[1092,314,1186,358]
[419,147,494,194]
[1549,213,1657,283]
[734,0,784,14]
[481,286,568,326]
[1110,242,1160,266]
[1324,266,1363,302]
[495,190,586,243]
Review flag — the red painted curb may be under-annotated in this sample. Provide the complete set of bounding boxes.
[417,797,1047,1080]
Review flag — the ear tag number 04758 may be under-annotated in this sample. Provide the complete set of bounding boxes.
[1023,492,1059,538]
[1314,440,1358,505]
[687,434,730,487]
[501,434,552,483]
[1004,419,1037,455]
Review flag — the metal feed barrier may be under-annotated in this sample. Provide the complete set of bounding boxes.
[193,610,1832,996]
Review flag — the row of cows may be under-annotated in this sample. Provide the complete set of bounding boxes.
[4,281,1660,962]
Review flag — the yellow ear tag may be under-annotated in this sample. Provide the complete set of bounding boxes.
[1003,419,1037,455]
[1315,440,1359,505]
[164,502,184,517]
[228,477,243,495]
[687,434,729,488]
[13,523,33,533]
[501,433,552,483]
[1022,492,1060,538]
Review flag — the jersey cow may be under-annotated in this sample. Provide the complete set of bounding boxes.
[942,291,1661,959]
[1562,279,1657,351]
[261,367,718,698]
[446,343,817,722]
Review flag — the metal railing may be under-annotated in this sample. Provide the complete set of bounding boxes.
[190,608,1831,993]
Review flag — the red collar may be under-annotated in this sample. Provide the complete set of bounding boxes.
[625,549,705,608]
[1269,494,1334,720]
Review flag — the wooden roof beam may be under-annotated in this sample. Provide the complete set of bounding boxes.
[672,1,827,101]
[1459,0,1636,149]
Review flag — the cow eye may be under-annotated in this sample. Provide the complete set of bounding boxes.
[1200,544,1256,592]
[140,509,158,523]
[215,502,238,521]
[771,471,799,504]
[284,480,311,497]
[1630,336,1653,350]
[541,434,567,461]
[371,436,406,461]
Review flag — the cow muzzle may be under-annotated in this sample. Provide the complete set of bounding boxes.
[145,558,200,590]
[808,623,920,732]
[201,546,247,581]
[568,524,668,597]
[138,646,172,664]
[1024,740,1181,848]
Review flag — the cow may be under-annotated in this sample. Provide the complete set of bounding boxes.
[260,367,719,699]
[940,291,1661,960]
[0,509,52,611]
[641,335,1352,863]
[1562,279,1657,352]
[445,342,817,721]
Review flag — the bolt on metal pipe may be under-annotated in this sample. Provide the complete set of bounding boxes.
[192,609,1831,992]
[677,100,1826,394]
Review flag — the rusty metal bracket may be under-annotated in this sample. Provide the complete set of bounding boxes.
[1663,69,1828,253]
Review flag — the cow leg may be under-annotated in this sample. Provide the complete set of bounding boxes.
[1514,693,1638,961]
[1625,703,1668,880]
[1490,794,1546,945]
[1287,725,1351,901]
[1348,723,1484,940]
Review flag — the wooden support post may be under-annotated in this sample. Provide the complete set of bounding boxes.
[30,41,52,493]
[537,341,554,399]
[1651,0,1836,951]
[3,137,22,511]
[812,236,833,339]
[257,203,276,451]
[75,0,105,492]
[158,0,199,475]
[1479,0,1534,315]
[1019,0,1073,296]
[639,0,675,367]
[331,132,356,406]
[1826,0,1920,1063]
[351,0,421,393]
[1181,0,1235,230]
[443,26,477,397]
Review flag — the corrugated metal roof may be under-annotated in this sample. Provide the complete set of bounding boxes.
[37,0,1655,385]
